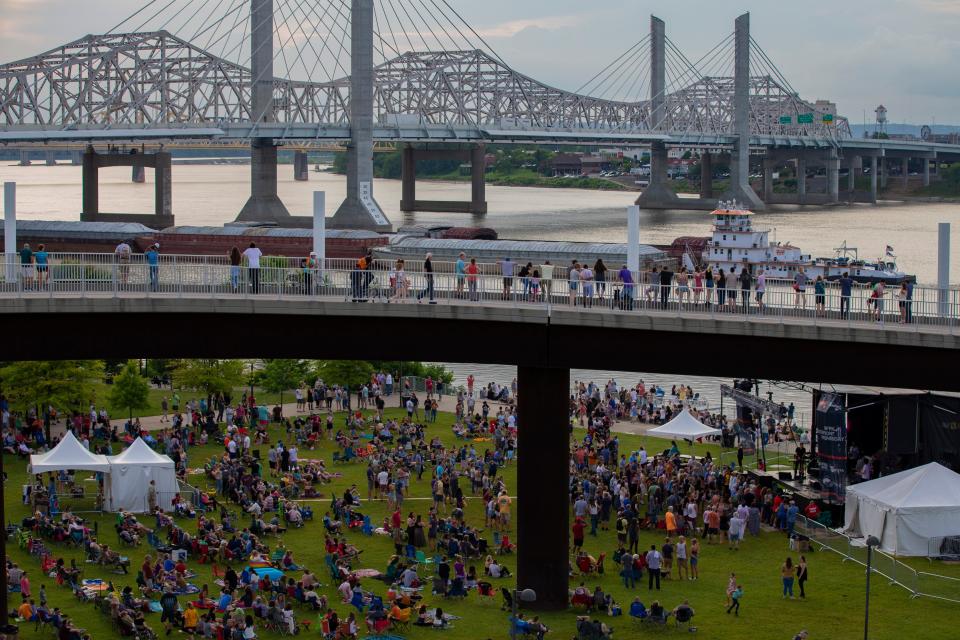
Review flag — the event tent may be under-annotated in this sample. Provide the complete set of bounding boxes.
[646,410,722,441]
[104,437,180,513]
[843,462,960,556]
[29,430,110,474]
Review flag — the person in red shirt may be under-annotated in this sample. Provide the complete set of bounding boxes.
[572,517,586,553]
[803,501,821,520]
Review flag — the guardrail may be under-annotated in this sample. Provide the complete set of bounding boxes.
[1,254,958,333]
[796,515,960,604]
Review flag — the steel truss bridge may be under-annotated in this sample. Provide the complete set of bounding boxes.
[0,26,851,147]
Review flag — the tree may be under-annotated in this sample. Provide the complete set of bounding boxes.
[0,360,104,441]
[315,360,374,389]
[173,359,245,397]
[109,360,151,419]
[260,359,310,406]
[145,359,174,388]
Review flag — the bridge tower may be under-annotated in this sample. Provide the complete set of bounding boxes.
[635,16,681,209]
[236,0,293,224]
[329,0,392,231]
[721,13,765,210]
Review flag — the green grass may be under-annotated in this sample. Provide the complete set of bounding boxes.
[89,383,295,420]
[5,410,958,640]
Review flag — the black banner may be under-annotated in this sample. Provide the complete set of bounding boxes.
[816,392,847,503]
[919,398,960,470]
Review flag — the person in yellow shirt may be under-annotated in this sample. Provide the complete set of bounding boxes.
[497,492,512,530]
[182,602,199,636]
[389,603,410,623]
[665,507,678,538]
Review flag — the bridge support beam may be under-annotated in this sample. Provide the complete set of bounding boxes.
[400,144,487,214]
[721,13,765,210]
[45,150,56,166]
[923,156,931,187]
[294,151,309,181]
[18,150,30,166]
[902,157,910,189]
[880,157,888,190]
[847,155,857,199]
[517,365,569,611]
[870,156,878,204]
[700,153,713,198]
[82,147,173,227]
[797,156,807,202]
[331,0,391,231]
[71,150,82,166]
[827,150,840,203]
[132,164,146,183]
[762,155,774,202]
[237,0,292,224]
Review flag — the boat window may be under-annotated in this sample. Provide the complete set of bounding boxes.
[732,236,737,241]
[723,235,727,241]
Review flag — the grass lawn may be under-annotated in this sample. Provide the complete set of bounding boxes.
[4,409,957,640]
[89,383,295,420]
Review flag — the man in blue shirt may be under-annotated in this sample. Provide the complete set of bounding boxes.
[144,244,160,292]
[839,272,853,319]
[618,264,634,310]
[500,257,515,300]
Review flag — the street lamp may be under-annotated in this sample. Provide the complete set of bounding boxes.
[864,535,881,640]
[509,588,537,640]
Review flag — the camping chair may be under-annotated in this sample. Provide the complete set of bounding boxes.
[349,589,367,613]
[675,607,695,631]
[629,602,647,625]
[477,582,495,601]
[360,516,373,537]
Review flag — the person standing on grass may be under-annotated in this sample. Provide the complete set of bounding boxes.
[675,536,688,580]
[781,557,796,598]
[160,586,178,634]
[797,555,809,598]
[725,572,737,607]
[689,538,700,580]
[572,516,586,553]
[645,544,662,591]
[726,584,743,616]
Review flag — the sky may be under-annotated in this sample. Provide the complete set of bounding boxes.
[1,0,958,125]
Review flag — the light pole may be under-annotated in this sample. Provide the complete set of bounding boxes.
[864,535,880,640]
[509,588,537,640]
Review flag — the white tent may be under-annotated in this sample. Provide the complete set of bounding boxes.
[29,430,110,474]
[843,462,960,556]
[104,437,180,513]
[646,410,722,441]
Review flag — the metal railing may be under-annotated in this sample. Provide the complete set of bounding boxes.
[1,253,958,334]
[796,515,960,604]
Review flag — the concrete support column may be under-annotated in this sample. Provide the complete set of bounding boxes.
[902,157,909,189]
[400,145,415,211]
[70,150,82,166]
[132,164,146,183]
[313,191,325,265]
[869,156,878,204]
[4,182,16,283]
[938,222,951,317]
[154,152,172,219]
[45,150,56,166]
[18,150,30,166]
[627,205,640,275]
[762,155,773,202]
[700,153,713,198]
[237,0,291,222]
[722,13,764,210]
[847,156,857,195]
[880,157,888,189]
[923,157,931,187]
[827,150,840,203]
[470,144,487,214]
[294,151,309,181]
[517,365,569,610]
[81,147,98,221]
[797,156,807,201]
[636,16,680,208]
[331,0,391,230]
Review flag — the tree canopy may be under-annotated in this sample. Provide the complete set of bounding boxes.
[109,360,151,419]
[259,359,310,405]
[315,360,373,389]
[0,360,104,439]
[173,359,246,396]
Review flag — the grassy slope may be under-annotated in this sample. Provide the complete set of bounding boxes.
[5,409,957,640]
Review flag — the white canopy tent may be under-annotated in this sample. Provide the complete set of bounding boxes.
[646,410,722,441]
[104,437,180,513]
[29,430,110,474]
[843,462,960,556]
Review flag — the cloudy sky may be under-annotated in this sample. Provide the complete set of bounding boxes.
[1,0,958,125]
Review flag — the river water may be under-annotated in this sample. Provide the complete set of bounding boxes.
[3,163,957,417]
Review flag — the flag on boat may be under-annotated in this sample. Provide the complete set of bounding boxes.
[885,245,895,257]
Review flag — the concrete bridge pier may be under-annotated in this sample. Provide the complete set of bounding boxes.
[82,147,173,226]
[827,150,840,203]
[870,156,878,203]
[797,155,807,202]
[236,0,292,224]
[923,156,932,187]
[846,155,858,201]
[132,164,146,183]
[902,157,910,189]
[699,152,713,199]
[70,150,82,166]
[294,151,309,181]
[517,365,569,610]
[45,150,56,166]
[18,150,30,166]
[400,144,487,214]
[331,0,391,231]
[762,155,774,202]
[880,157,888,190]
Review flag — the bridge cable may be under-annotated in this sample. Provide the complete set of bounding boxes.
[436,0,508,66]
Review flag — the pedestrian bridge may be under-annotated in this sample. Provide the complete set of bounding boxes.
[2,289,957,393]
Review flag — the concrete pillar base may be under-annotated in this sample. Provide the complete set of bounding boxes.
[699,153,713,199]
[132,164,146,183]
[18,150,30,166]
[399,145,487,215]
[923,158,931,187]
[329,197,392,232]
[45,151,56,166]
[636,142,681,207]
[517,365,569,610]
[762,156,774,203]
[294,151,309,182]
[237,139,291,222]
[870,156,878,204]
[827,151,840,204]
